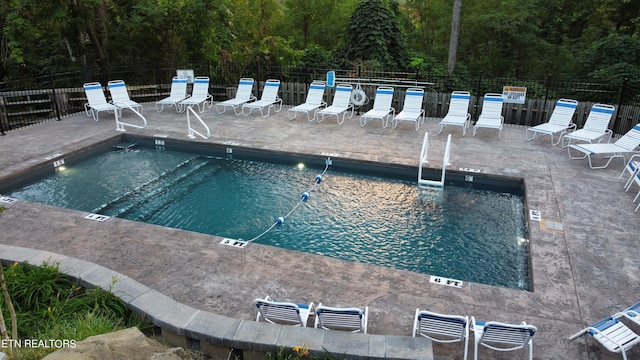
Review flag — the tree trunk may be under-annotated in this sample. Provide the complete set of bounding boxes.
[447,0,462,74]
[0,264,17,343]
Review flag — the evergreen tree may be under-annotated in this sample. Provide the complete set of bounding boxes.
[336,0,409,70]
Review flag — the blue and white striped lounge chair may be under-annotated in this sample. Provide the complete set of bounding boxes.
[568,124,640,169]
[561,103,615,148]
[471,317,536,360]
[178,76,212,113]
[83,82,117,121]
[314,304,368,333]
[215,78,257,115]
[619,157,640,211]
[360,86,395,129]
[570,313,640,360]
[107,80,143,115]
[316,83,355,125]
[473,93,505,139]
[438,91,471,136]
[155,77,189,112]
[288,81,327,121]
[255,296,314,327]
[525,98,578,146]
[242,79,282,117]
[392,88,425,130]
[413,309,469,360]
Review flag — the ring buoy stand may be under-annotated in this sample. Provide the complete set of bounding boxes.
[351,83,368,107]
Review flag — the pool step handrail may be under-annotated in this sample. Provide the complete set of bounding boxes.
[186,106,211,139]
[114,102,147,131]
[418,132,452,188]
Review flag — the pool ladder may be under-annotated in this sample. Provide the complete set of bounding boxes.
[418,132,452,188]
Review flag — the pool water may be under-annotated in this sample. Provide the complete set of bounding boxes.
[7,145,530,290]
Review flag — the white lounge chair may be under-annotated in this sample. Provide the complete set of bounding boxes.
[392,88,425,130]
[568,124,640,169]
[107,80,143,115]
[83,82,117,121]
[560,103,615,148]
[215,78,257,115]
[525,98,578,146]
[155,77,189,112]
[316,83,355,125]
[619,301,640,326]
[471,317,537,360]
[570,314,640,360]
[288,81,327,121]
[473,93,505,139]
[314,304,368,333]
[413,309,469,360]
[255,296,314,327]
[178,76,212,113]
[619,154,640,188]
[360,86,395,128]
[438,91,471,136]
[242,79,282,117]
[619,156,640,212]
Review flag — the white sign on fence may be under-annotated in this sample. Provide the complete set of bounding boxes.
[176,69,195,83]
[502,86,527,104]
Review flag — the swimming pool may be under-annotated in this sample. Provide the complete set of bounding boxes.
[1,136,531,290]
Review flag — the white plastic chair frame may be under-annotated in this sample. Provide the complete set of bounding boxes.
[360,86,396,129]
[83,82,117,121]
[525,98,578,146]
[288,81,327,121]
[438,91,471,136]
[314,304,368,333]
[254,296,314,327]
[471,317,536,360]
[392,88,425,130]
[472,93,505,139]
[570,313,640,360]
[214,78,257,115]
[413,309,469,360]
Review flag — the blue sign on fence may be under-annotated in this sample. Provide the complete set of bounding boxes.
[326,71,335,88]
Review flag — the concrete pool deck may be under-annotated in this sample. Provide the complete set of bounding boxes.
[0,103,639,359]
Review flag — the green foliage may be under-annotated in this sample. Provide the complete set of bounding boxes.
[0,261,149,359]
[335,0,409,71]
[579,33,640,86]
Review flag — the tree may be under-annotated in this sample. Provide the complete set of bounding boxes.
[335,0,409,70]
[447,0,462,74]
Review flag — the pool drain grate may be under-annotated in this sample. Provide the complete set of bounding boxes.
[220,238,248,248]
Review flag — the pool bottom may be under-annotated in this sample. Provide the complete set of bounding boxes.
[1,133,531,291]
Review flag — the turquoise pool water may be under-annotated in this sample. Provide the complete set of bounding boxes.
[6,145,530,290]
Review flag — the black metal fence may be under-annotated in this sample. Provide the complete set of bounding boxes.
[1,63,639,136]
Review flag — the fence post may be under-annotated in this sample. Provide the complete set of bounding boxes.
[473,72,483,120]
[49,73,62,121]
[614,78,629,134]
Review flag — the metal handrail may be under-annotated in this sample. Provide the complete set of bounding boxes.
[114,102,147,131]
[186,106,210,139]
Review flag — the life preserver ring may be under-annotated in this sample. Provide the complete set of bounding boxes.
[351,89,367,106]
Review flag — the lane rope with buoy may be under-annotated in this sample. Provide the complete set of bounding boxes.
[244,157,332,243]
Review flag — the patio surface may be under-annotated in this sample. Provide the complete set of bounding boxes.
[0,102,639,360]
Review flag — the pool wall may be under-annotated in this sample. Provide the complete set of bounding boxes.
[0,133,527,196]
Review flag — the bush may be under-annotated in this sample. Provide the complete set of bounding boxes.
[0,261,149,359]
